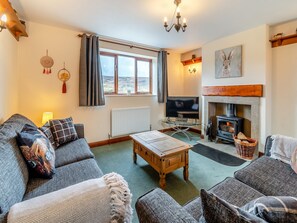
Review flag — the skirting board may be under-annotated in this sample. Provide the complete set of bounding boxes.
[88,128,201,148]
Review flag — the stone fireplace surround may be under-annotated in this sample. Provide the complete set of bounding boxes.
[203,96,260,140]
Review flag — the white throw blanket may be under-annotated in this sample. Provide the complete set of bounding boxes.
[8,172,132,223]
[270,135,297,164]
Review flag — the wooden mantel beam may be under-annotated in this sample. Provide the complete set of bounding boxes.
[202,85,263,97]
[0,0,28,41]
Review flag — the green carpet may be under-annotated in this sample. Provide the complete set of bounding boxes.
[92,132,248,223]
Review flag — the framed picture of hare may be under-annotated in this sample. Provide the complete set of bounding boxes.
[215,45,242,78]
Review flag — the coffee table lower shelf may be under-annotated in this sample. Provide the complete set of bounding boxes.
[132,140,189,189]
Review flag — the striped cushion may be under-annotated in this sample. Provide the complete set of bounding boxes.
[200,189,266,223]
[241,196,297,223]
[49,117,78,147]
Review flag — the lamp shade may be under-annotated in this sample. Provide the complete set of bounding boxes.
[42,112,53,125]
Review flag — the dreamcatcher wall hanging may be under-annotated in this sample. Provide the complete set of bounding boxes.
[40,50,54,74]
[57,63,71,94]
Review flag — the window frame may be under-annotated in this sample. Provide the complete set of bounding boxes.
[100,51,153,95]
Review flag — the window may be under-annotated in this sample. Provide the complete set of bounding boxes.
[100,52,152,95]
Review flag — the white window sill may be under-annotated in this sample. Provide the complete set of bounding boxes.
[105,94,157,97]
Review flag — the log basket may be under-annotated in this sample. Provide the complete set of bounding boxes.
[233,135,258,160]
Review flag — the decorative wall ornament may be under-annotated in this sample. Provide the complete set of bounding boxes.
[40,49,54,74]
[215,45,242,79]
[57,63,70,93]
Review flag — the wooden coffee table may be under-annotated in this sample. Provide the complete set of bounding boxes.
[130,130,192,189]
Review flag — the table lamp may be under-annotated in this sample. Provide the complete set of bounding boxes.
[42,112,53,125]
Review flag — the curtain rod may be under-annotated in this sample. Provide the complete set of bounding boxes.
[77,34,168,54]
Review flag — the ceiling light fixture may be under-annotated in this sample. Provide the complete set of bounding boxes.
[164,0,187,32]
[0,14,7,32]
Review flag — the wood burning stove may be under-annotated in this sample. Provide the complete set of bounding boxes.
[216,104,243,143]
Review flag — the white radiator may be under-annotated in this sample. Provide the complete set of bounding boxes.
[111,107,151,137]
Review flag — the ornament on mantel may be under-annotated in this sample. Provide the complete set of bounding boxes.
[40,49,54,74]
[57,62,71,94]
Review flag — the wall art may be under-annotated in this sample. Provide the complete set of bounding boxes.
[215,45,242,78]
[40,49,54,74]
[57,63,70,93]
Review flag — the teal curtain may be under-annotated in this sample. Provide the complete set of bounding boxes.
[79,34,105,106]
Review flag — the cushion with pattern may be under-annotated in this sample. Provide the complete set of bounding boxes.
[200,189,267,223]
[39,122,56,149]
[17,124,55,178]
[241,196,297,223]
[49,117,78,147]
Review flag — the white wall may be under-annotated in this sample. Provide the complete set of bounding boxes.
[17,22,182,142]
[270,19,297,137]
[180,48,202,122]
[167,51,184,96]
[181,48,202,97]
[202,25,271,148]
[0,30,19,123]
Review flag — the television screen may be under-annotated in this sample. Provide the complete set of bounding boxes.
[166,97,199,119]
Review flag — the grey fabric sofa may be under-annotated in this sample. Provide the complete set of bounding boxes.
[0,114,103,222]
[135,136,297,222]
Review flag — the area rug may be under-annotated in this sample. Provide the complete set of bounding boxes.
[191,143,246,166]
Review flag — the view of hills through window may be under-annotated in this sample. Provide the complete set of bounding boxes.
[101,53,151,94]
[101,55,115,93]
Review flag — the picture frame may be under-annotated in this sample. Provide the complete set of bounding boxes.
[215,45,242,79]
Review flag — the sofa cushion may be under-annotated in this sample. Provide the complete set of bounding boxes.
[49,117,78,147]
[0,114,34,220]
[209,177,265,207]
[17,124,56,178]
[234,156,297,196]
[200,189,266,223]
[241,196,297,223]
[23,158,103,200]
[183,197,203,221]
[183,177,264,221]
[55,138,94,168]
[136,188,198,223]
[39,123,56,149]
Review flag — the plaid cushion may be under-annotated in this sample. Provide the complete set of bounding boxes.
[242,196,297,223]
[49,117,78,147]
[39,123,56,149]
[200,189,267,223]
